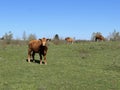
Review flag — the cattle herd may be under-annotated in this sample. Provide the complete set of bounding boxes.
[27,34,105,65]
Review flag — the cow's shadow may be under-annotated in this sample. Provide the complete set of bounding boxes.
[26,59,45,64]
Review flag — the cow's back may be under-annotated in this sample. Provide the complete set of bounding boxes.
[68,38,73,42]
[28,40,42,52]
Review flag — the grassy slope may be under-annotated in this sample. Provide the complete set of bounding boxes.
[0,41,120,90]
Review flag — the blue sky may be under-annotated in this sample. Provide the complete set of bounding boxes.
[0,0,120,40]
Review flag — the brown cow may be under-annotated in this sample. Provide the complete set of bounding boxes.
[95,34,105,41]
[28,38,48,65]
[65,37,74,44]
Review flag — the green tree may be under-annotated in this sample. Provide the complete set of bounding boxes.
[53,34,60,45]
[109,30,120,41]
[3,31,13,44]
[53,34,59,40]
[28,34,37,41]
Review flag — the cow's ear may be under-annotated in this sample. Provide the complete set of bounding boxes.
[47,39,51,41]
[39,39,42,41]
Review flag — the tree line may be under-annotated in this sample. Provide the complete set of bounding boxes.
[0,30,120,45]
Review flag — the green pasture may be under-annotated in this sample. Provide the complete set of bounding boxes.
[0,41,120,90]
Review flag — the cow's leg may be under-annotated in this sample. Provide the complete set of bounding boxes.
[28,49,31,63]
[39,54,42,64]
[71,41,73,44]
[32,51,35,62]
[95,37,97,42]
[44,55,47,65]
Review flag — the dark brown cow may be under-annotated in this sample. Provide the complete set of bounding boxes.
[28,38,48,65]
[95,34,105,41]
[65,37,74,44]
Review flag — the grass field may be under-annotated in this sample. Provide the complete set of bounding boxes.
[0,41,120,90]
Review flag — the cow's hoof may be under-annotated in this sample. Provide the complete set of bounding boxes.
[44,63,47,65]
[40,62,42,65]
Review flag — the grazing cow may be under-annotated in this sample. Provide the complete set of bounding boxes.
[95,34,105,41]
[28,38,48,65]
[65,37,74,44]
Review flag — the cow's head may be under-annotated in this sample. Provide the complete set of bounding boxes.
[39,38,49,46]
[65,37,69,40]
